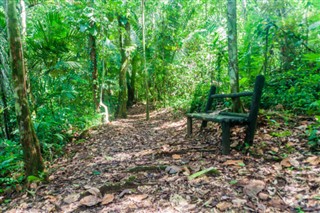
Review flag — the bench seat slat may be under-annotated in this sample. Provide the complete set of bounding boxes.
[187,113,249,123]
[210,92,253,99]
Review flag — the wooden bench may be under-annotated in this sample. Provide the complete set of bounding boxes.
[187,75,265,154]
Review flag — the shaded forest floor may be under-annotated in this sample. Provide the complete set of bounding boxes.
[3,105,320,212]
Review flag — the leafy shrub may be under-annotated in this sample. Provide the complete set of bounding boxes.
[189,82,211,113]
[0,140,24,192]
[262,69,320,114]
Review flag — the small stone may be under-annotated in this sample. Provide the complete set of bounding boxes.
[258,192,269,200]
[165,165,182,174]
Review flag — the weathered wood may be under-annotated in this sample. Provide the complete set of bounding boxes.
[202,85,216,128]
[187,113,248,123]
[221,122,231,154]
[186,75,265,154]
[210,92,253,99]
[245,75,265,145]
[219,112,248,117]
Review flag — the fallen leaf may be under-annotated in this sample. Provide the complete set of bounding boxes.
[63,194,80,204]
[281,158,300,168]
[259,192,269,200]
[232,198,246,207]
[305,156,320,166]
[30,183,37,189]
[170,194,188,207]
[172,154,181,160]
[170,194,196,211]
[216,201,232,211]
[128,194,148,202]
[222,160,244,167]
[243,180,266,198]
[48,175,55,181]
[45,195,58,203]
[101,194,114,205]
[79,195,101,207]
[268,197,284,209]
[88,187,101,198]
[182,166,191,176]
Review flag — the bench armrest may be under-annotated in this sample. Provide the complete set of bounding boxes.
[211,92,253,99]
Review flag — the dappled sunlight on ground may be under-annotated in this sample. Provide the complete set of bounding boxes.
[3,105,319,213]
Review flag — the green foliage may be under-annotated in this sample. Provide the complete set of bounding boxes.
[189,82,211,113]
[263,69,320,114]
[0,140,24,188]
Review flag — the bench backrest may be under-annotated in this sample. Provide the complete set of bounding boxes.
[248,75,265,123]
[205,75,265,120]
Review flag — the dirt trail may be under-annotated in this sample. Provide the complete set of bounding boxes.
[4,105,320,212]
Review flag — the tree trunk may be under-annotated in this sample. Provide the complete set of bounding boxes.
[6,0,44,177]
[20,0,27,39]
[127,54,138,107]
[100,60,109,123]
[227,0,241,112]
[142,0,150,120]
[116,16,131,118]
[89,32,99,112]
[263,26,270,76]
[0,69,11,140]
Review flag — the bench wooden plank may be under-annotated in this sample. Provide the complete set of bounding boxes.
[211,92,253,99]
[187,113,248,123]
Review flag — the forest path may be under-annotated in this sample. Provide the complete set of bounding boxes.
[5,105,320,212]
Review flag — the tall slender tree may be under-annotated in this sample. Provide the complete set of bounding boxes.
[6,0,44,177]
[116,14,131,118]
[89,23,99,112]
[88,1,99,112]
[142,0,149,120]
[227,0,241,112]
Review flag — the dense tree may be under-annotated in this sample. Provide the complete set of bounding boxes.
[227,0,241,112]
[6,0,44,177]
[141,0,149,120]
[116,13,131,118]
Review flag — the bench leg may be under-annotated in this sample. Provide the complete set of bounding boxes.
[187,117,192,136]
[201,121,208,129]
[245,123,256,146]
[221,122,231,154]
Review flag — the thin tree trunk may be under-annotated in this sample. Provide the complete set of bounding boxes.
[20,0,27,38]
[263,26,270,76]
[0,69,11,140]
[127,54,138,107]
[116,16,131,118]
[227,0,241,112]
[142,0,149,120]
[6,0,44,177]
[100,60,109,123]
[89,32,99,112]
